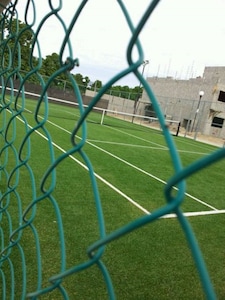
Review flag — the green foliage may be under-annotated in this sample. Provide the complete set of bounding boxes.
[39,52,65,87]
[3,18,142,98]
[91,79,102,90]
[106,84,142,100]
[2,18,35,73]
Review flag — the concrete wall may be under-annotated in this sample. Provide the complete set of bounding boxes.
[85,89,148,117]
[141,67,225,138]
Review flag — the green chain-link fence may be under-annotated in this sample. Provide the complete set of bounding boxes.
[0,1,224,299]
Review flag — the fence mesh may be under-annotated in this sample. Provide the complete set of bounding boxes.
[0,0,224,299]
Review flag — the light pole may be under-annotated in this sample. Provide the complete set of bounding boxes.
[132,60,149,122]
[191,90,204,132]
[82,78,86,96]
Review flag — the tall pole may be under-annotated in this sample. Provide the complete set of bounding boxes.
[191,90,204,132]
[82,78,86,96]
[132,60,149,122]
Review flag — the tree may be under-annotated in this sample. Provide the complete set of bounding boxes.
[130,85,143,100]
[3,18,35,73]
[73,73,84,86]
[90,80,102,91]
[40,52,63,87]
[2,18,142,98]
[41,53,60,77]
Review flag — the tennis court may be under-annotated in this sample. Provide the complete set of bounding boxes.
[2,96,224,299]
[24,97,224,215]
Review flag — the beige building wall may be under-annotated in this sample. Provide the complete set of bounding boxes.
[86,66,225,139]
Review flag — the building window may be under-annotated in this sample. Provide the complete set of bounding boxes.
[211,117,224,128]
[218,91,225,102]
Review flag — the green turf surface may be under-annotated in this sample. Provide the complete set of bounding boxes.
[1,98,225,299]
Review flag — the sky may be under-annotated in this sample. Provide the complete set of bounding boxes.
[15,0,225,87]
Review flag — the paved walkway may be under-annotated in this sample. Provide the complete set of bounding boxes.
[181,132,225,148]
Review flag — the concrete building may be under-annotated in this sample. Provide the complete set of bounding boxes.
[142,66,225,139]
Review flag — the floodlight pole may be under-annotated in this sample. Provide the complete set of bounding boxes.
[191,90,204,132]
[132,60,149,123]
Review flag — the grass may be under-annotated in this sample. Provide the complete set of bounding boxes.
[1,98,225,299]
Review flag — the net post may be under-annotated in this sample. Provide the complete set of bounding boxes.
[100,109,106,125]
[175,121,181,136]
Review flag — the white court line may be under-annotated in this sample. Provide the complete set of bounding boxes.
[87,139,167,150]
[87,143,218,210]
[46,119,219,212]
[63,108,209,155]
[163,209,225,219]
[105,125,168,149]
[101,121,217,156]
[88,139,209,156]
[176,149,209,155]
[100,125,212,156]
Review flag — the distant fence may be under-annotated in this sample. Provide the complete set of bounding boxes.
[5,80,225,142]
[6,80,109,109]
